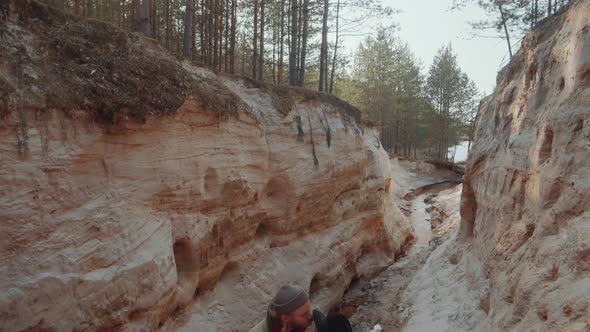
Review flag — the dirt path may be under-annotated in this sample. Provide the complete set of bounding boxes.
[341,238,443,331]
[409,193,434,250]
[341,161,462,331]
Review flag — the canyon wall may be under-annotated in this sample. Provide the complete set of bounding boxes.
[460,0,590,330]
[400,2,589,331]
[0,1,412,331]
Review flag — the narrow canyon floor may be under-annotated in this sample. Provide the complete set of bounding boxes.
[342,160,464,331]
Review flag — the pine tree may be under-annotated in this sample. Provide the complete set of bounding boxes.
[426,44,470,162]
[318,0,329,91]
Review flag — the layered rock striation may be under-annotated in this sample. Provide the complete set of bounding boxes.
[399,2,589,331]
[460,0,590,330]
[0,1,412,331]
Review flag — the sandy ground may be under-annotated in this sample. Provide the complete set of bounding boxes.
[342,160,464,331]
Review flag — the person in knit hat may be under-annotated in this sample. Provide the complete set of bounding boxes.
[249,284,314,332]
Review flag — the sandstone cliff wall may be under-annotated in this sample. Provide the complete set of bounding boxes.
[461,0,590,330]
[0,2,412,330]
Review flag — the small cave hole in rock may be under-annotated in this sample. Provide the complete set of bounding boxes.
[523,223,536,242]
[573,119,583,133]
[525,61,538,90]
[479,295,490,314]
[538,127,553,164]
[193,287,202,299]
[543,178,563,208]
[494,112,501,130]
[217,261,241,284]
[460,182,477,238]
[173,239,196,286]
[309,274,322,299]
[348,275,360,290]
[255,222,269,238]
[221,261,240,277]
[537,308,548,321]
[127,308,145,321]
[558,77,565,91]
[295,115,304,141]
[204,167,218,192]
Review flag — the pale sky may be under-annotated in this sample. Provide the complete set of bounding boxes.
[340,0,519,95]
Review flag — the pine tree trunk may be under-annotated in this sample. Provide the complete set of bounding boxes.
[183,0,194,58]
[151,0,157,38]
[208,0,214,65]
[258,0,265,81]
[215,0,219,69]
[278,0,285,84]
[177,26,182,55]
[230,0,236,73]
[192,0,197,60]
[114,0,121,27]
[406,107,411,157]
[498,4,513,58]
[318,0,328,91]
[413,99,418,159]
[86,0,94,17]
[46,0,65,10]
[200,0,205,61]
[252,0,259,79]
[140,0,150,36]
[288,0,298,85]
[217,0,223,71]
[394,107,400,155]
[272,22,277,83]
[224,0,229,71]
[120,0,125,28]
[99,0,105,21]
[242,32,246,74]
[165,0,172,50]
[296,0,302,80]
[297,0,309,87]
[532,0,536,25]
[467,118,475,153]
[328,0,340,94]
[133,0,141,33]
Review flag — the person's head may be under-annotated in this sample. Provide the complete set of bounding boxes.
[269,285,313,331]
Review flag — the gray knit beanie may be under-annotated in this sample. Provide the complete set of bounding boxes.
[270,284,309,314]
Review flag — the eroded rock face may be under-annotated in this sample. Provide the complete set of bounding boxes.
[461,0,590,330]
[0,2,412,331]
